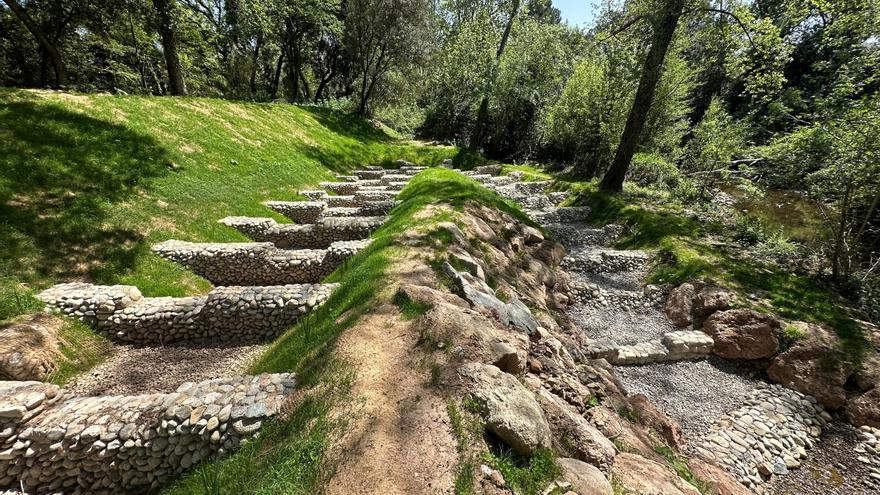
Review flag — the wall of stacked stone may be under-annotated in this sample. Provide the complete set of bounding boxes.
[561,248,650,274]
[319,182,360,195]
[692,384,830,494]
[0,374,295,494]
[379,174,409,185]
[546,224,623,248]
[301,190,328,201]
[37,283,337,344]
[219,216,385,249]
[354,169,385,180]
[606,330,715,365]
[262,201,325,224]
[152,240,369,286]
[533,206,592,225]
[354,190,397,202]
[568,281,665,310]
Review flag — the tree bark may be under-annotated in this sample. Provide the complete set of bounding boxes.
[270,50,284,100]
[2,0,67,87]
[599,0,685,192]
[152,0,187,95]
[249,33,262,95]
[469,0,520,151]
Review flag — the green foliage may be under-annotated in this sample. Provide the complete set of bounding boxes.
[47,319,113,386]
[484,448,560,495]
[393,289,433,320]
[0,279,42,322]
[652,445,713,494]
[681,97,745,184]
[625,153,681,189]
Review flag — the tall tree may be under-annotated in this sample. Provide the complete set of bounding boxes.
[2,0,66,86]
[152,0,187,95]
[468,0,520,150]
[599,0,685,192]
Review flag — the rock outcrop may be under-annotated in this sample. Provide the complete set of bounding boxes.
[458,363,551,455]
[703,309,781,360]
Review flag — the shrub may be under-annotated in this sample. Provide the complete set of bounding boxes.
[626,153,681,189]
[733,215,767,245]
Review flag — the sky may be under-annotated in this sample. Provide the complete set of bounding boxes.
[554,0,600,28]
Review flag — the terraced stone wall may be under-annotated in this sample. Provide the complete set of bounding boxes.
[0,375,294,494]
[38,283,337,344]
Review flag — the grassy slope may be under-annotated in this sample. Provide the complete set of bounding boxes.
[0,88,480,321]
[162,168,540,495]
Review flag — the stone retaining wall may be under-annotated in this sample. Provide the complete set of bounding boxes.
[0,375,294,493]
[262,201,325,224]
[561,248,650,274]
[693,384,830,493]
[37,283,337,344]
[219,216,385,249]
[152,239,369,286]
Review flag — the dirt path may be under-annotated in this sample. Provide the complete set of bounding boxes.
[327,307,458,495]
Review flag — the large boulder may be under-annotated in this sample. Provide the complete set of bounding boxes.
[664,283,696,328]
[627,394,683,450]
[846,388,880,427]
[537,388,617,471]
[611,453,701,495]
[557,457,613,495]
[766,322,854,409]
[687,458,753,495]
[691,286,733,327]
[702,309,781,360]
[458,363,552,455]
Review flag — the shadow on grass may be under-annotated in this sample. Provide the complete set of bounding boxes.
[0,98,170,284]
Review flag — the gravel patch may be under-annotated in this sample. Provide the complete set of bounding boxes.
[769,422,879,495]
[569,304,675,345]
[68,342,266,396]
[615,357,763,442]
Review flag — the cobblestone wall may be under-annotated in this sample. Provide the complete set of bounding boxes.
[38,283,337,344]
[0,375,294,494]
[219,216,386,249]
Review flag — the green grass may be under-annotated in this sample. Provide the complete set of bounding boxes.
[47,319,113,385]
[556,179,869,362]
[393,289,434,320]
[483,448,560,495]
[653,445,714,494]
[163,168,531,495]
[0,88,482,323]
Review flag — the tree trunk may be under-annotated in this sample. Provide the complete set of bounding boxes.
[599,0,685,192]
[270,50,284,100]
[469,0,520,151]
[152,0,187,95]
[2,0,67,87]
[249,33,262,95]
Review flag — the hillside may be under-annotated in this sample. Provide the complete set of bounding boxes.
[0,88,471,321]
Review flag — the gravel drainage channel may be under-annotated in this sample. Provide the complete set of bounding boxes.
[67,342,267,396]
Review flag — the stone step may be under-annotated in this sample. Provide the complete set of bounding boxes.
[320,181,360,195]
[335,175,358,182]
[562,248,651,274]
[262,200,325,224]
[569,281,664,311]
[152,239,370,285]
[0,374,295,493]
[379,174,410,185]
[38,282,337,344]
[354,169,385,180]
[546,223,623,247]
[322,201,398,217]
[533,206,592,224]
[300,190,328,200]
[354,190,397,202]
[605,330,714,365]
[692,384,830,493]
[219,216,385,249]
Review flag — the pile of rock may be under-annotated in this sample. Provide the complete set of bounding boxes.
[262,200,326,224]
[219,215,386,249]
[0,374,295,493]
[856,425,880,489]
[693,383,830,493]
[568,281,664,310]
[152,239,370,285]
[38,282,337,344]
